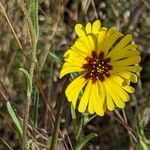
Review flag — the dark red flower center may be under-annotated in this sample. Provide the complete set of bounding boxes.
[82,51,112,83]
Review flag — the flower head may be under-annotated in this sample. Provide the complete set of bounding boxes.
[60,20,142,116]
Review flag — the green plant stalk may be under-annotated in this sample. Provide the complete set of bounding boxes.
[50,96,63,150]
[70,105,78,137]
[31,0,39,38]
[75,133,97,150]
[50,78,68,150]
[16,0,38,150]
[76,116,84,143]
[31,87,39,128]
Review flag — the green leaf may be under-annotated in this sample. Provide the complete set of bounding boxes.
[139,139,150,150]
[19,68,32,97]
[75,133,98,150]
[137,113,150,150]
[71,104,77,120]
[6,101,23,139]
[31,0,39,38]
[47,50,63,64]
[31,87,39,128]
[83,114,96,126]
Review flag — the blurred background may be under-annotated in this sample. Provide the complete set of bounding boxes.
[0,0,150,149]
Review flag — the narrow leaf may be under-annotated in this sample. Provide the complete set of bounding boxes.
[137,113,150,150]
[31,87,39,128]
[75,133,97,150]
[6,101,23,139]
[50,95,63,150]
[19,68,32,96]
[48,50,63,64]
[31,0,39,38]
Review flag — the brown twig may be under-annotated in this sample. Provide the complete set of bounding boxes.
[0,2,22,50]
[0,137,13,150]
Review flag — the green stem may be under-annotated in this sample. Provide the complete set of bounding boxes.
[50,78,67,150]
[50,95,63,150]
[76,116,84,144]
[16,1,38,150]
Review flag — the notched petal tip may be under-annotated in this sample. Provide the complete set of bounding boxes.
[93,20,101,25]
[92,20,101,34]
[64,50,70,59]
[136,65,142,72]
[117,103,125,109]
[96,111,105,116]
[59,69,65,79]
[75,24,85,37]
[124,86,135,93]
[85,22,92,34]
[125,34,133,41]
[130,74,137,83]
[108,107,115,111]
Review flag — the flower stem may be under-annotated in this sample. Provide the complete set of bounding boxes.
[50,79,67,150]
[76,116,84,144]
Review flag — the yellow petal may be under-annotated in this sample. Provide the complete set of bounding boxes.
[74,35,95,55]
[97,27,107,53]
[117,72,137,83]
[87,35,95,51]
[104,79,125,108]
[110,74,129,86]
[78,80,92,113]
[123,44,138,51]
[66,76,87,108]
[110,75,135,93]
[64,49,87,64]
[123,85,135,93]
[110,50,140,61]
[103,27,117,54]
[92,20,101,34]
[104,85,115,111]
[113,65,142,73]
[75,24,86,37]
[90,81,105,116]
[110,77,130,102]
[88,83,96,114]
[96,81,105,116]
[104,31,123,55]
[86,22,92,34]
[108,34,133,56]
[60,63,84,78]
[112,56,141,66]
[64,48,86,59]
[88,94,95,114]
[88,82,98,114]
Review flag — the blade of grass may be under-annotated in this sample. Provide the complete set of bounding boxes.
[50,94,63,150]
[50,78,68,150]
[47,50,63,64]
[31,87,39,128]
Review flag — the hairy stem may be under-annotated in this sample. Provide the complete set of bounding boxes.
[16,0,38,149]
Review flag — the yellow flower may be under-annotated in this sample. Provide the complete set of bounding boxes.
[60,20,142,116]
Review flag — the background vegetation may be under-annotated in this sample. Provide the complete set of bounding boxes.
[0,0,150,149]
